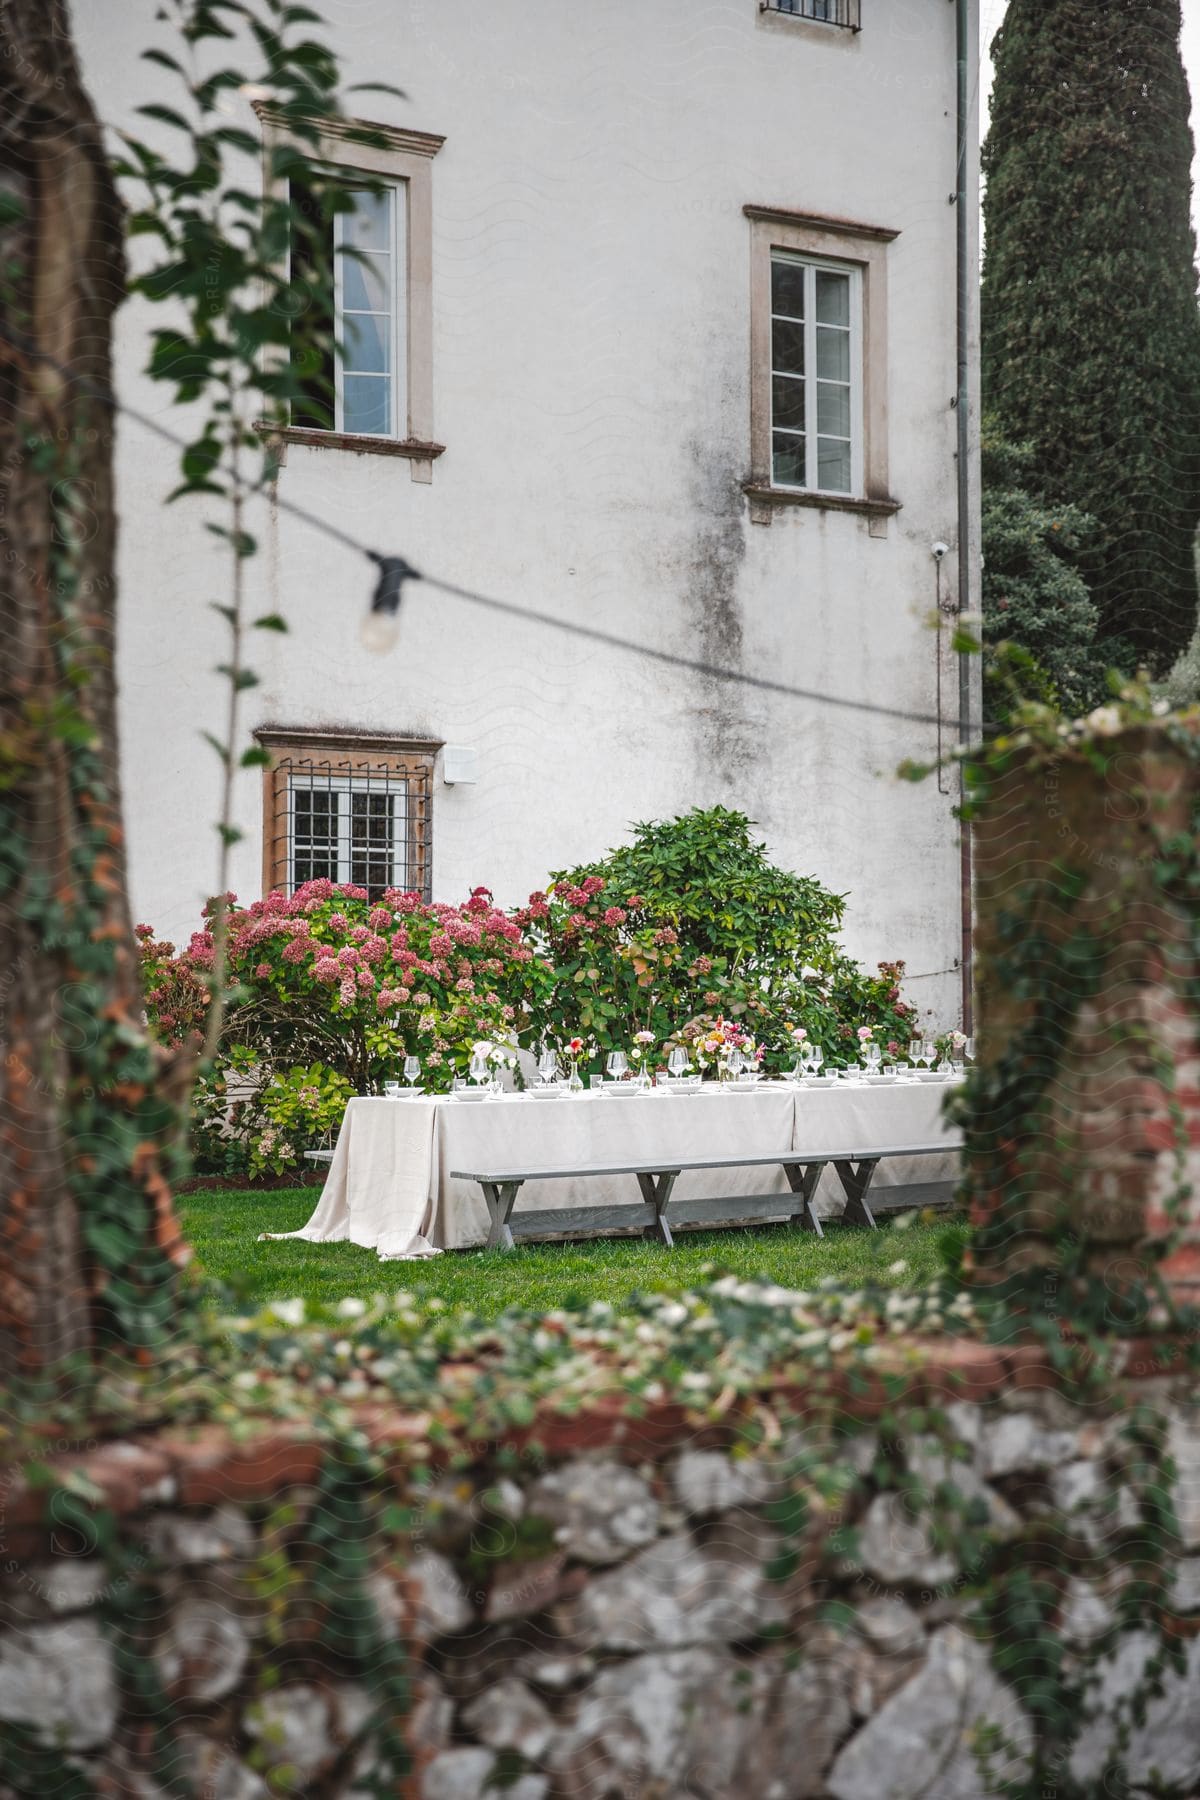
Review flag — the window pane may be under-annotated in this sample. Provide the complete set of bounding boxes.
[816,382,850,437]
[342,251,389,314]
[817,437,851,492]
[815,270,850,326]
[816,325,849,382]
[292,787,339,886]
[771,318,805,377]
[344,311,391,374]
[351,791,397,898]
[771,257,806,320]
[772,374,806,431]
[343,374,390,436]
[772,433,807,487]
[345,188,390,252]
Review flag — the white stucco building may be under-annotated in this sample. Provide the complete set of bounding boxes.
[78,0,980,1030]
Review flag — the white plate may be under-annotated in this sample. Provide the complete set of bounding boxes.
[801,1076,839,1089]
[913,1069,951,1083]
[383,1086,424,1099]
[528,1086,568,1099]
[604,1085,651,1098]
[449,1088,491,1102]
[863,1073,895,1086]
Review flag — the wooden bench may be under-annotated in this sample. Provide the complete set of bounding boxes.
[450,1145,956,1250]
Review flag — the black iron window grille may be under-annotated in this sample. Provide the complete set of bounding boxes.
[255,732,437,903]
[762,0,861,29]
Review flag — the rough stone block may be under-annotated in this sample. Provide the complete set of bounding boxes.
[528,1459,659,1564]
[563,1518,785,1652]
[0,1618,117,1750]
[462,1676,556,1761]
[1069,1630,1200,1792]
[827,1626,1033,1800]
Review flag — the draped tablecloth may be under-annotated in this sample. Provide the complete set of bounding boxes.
[272,1080,961,1261]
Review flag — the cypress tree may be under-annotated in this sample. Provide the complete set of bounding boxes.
[982,0,1200,673]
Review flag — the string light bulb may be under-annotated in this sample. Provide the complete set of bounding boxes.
[361,553,420,654]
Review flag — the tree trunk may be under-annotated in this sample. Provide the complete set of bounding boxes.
[0,0,188,1380]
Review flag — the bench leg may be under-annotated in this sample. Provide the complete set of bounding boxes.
[834,1160,879,1229]
[784,1163,824,1236]
[481,1180,522,1250]
[636,1171,678,1247]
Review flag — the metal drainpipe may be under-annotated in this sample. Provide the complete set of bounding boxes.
[955,0,974,1035]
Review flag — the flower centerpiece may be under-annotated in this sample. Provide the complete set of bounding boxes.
[696,1017,763,1082]
[564,1036,588,1091]
[629,1028,656,1087]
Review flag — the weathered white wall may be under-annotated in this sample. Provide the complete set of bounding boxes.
[76,0,979,1030]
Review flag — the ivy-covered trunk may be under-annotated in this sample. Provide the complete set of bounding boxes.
[0,0,188,1380]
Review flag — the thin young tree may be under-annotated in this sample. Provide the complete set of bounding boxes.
[982,0,1200,674]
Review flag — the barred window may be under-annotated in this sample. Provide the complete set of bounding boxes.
[762,0,861,28]
[255,731,438,902]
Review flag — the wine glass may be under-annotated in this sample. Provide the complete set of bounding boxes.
[403,1054,421,1088]
[469,1047,490,1085]
[922,1039,937,1071]
[863,1040,882,1075]
[606,1049,628,1082]
[727,1047,745,1083]
[537,1048,559,1086]
[667,1046,688,1080]
[964,1036,975,1063]
[909,1037,924,1070]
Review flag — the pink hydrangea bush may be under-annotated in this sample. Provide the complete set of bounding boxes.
[144,882,543,1118]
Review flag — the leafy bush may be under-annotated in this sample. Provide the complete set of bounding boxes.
[520,808,917,1074]
[142,811,925,1174]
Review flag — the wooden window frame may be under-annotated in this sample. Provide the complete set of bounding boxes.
[254,729,440,900]
[744,204,900,529]
[255,106,445,482]
[332,182,406,438]
[768,253,863,500]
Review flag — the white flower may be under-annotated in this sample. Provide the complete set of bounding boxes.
[335,1297,367,1319]
[887,1259,909,1276]
[1086,704,1123,737]
[271,1298,306,1327]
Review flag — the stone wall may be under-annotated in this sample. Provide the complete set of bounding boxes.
[3,1352,1200,1798]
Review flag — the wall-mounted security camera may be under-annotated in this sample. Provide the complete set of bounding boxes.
[931,541,950,561]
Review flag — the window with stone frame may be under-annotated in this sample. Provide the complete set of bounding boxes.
[255,730,438,902]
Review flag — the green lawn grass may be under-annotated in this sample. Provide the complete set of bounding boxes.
[181,1185,965,1318]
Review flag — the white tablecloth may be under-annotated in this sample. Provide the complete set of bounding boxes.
[273,1080,961,1261]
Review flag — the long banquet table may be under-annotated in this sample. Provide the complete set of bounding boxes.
[275,1080,962,1262]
